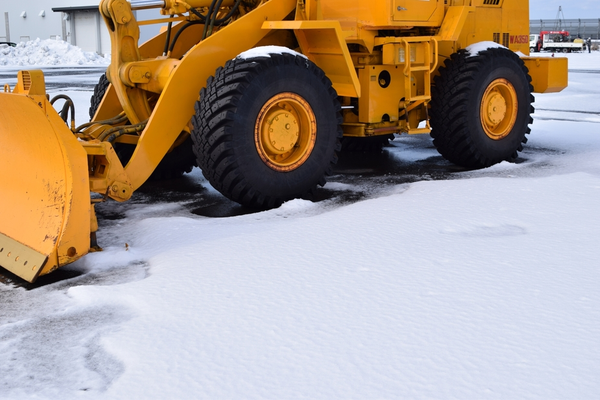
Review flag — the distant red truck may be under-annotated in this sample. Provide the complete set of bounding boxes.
[530,31,584,53]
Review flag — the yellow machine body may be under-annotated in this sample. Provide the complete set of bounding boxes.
[0,72,90,282]
[0,0,567,282]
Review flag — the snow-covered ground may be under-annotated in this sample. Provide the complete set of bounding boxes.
[1,51,600,399]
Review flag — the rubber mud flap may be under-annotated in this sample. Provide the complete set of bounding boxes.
[0,93,90,282]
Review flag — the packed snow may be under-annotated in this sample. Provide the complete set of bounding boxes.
[0,38,109,67]
[1,52,600,399]
[466,41,507,57]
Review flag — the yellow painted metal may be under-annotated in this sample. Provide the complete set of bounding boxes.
[0,233,48,282]
[522,57,569,94]
[101,0,151,125]
[83,141,134,201]
[123,59,181,94]
[161,0,236,15]
[91,83,123,122]
[91,22,205,122]
[319,0,444,30]
[452,0,531,54]
[437,6,475,42]
[357,36,436,132]
[254,93,317,171]
[0,91,90,283]
[357,65,405,124]
[103,0,565,184]
[96,0,565,179]
[393,0,444,23]
[264,20,360,98]
[480,78,518,140]
[12,70,47,96]
[342,122,400,137]
[137,16,187,26]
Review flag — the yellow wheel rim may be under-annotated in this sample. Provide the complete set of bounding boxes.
[480,78,519,140]
[254,92,317,172]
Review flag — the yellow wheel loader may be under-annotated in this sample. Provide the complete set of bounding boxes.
[0,0,568,282]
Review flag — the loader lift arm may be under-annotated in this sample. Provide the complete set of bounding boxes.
[96,0,298,193]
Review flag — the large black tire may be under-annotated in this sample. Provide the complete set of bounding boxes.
[430,48,534,168]
[192,52,342,209]
[89,74,196,179]
[89,73,110,120]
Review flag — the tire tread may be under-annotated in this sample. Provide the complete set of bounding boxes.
[192,53,342,208]
[430,49,535,168]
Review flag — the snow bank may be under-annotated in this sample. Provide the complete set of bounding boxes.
[0,38,109,67]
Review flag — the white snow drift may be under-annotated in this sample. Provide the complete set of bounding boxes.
[0,38,109,66]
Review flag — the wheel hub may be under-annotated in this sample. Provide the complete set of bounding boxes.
[480,78,518,140]
[485,92,507,125]
[262,110,299,155]
[255,93,317,172]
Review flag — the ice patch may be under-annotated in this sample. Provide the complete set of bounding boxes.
[323,182,362,192]
[441,224,527,238]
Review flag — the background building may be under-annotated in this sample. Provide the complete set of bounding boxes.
[0,1,159,55]
[530,18,600,39]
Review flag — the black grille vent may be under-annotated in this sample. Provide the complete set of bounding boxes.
[22,71,31,91]
[493,33,500,44]
[483,0,501,5]
[503,33,510,47]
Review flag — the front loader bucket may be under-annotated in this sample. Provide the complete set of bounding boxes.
[0,89,91,283]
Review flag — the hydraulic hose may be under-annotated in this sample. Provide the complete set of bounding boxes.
[97,120,148,142]
[206,0,226,38]
[168,21,205,55]
[75,112,129,133]
[212,0,243,25]
[163,16,175,56]
[202,0,218,40]
[50,94,76,130]
[167,0,243,52]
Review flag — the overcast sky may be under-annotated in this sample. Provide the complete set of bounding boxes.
[530,0,600,19]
